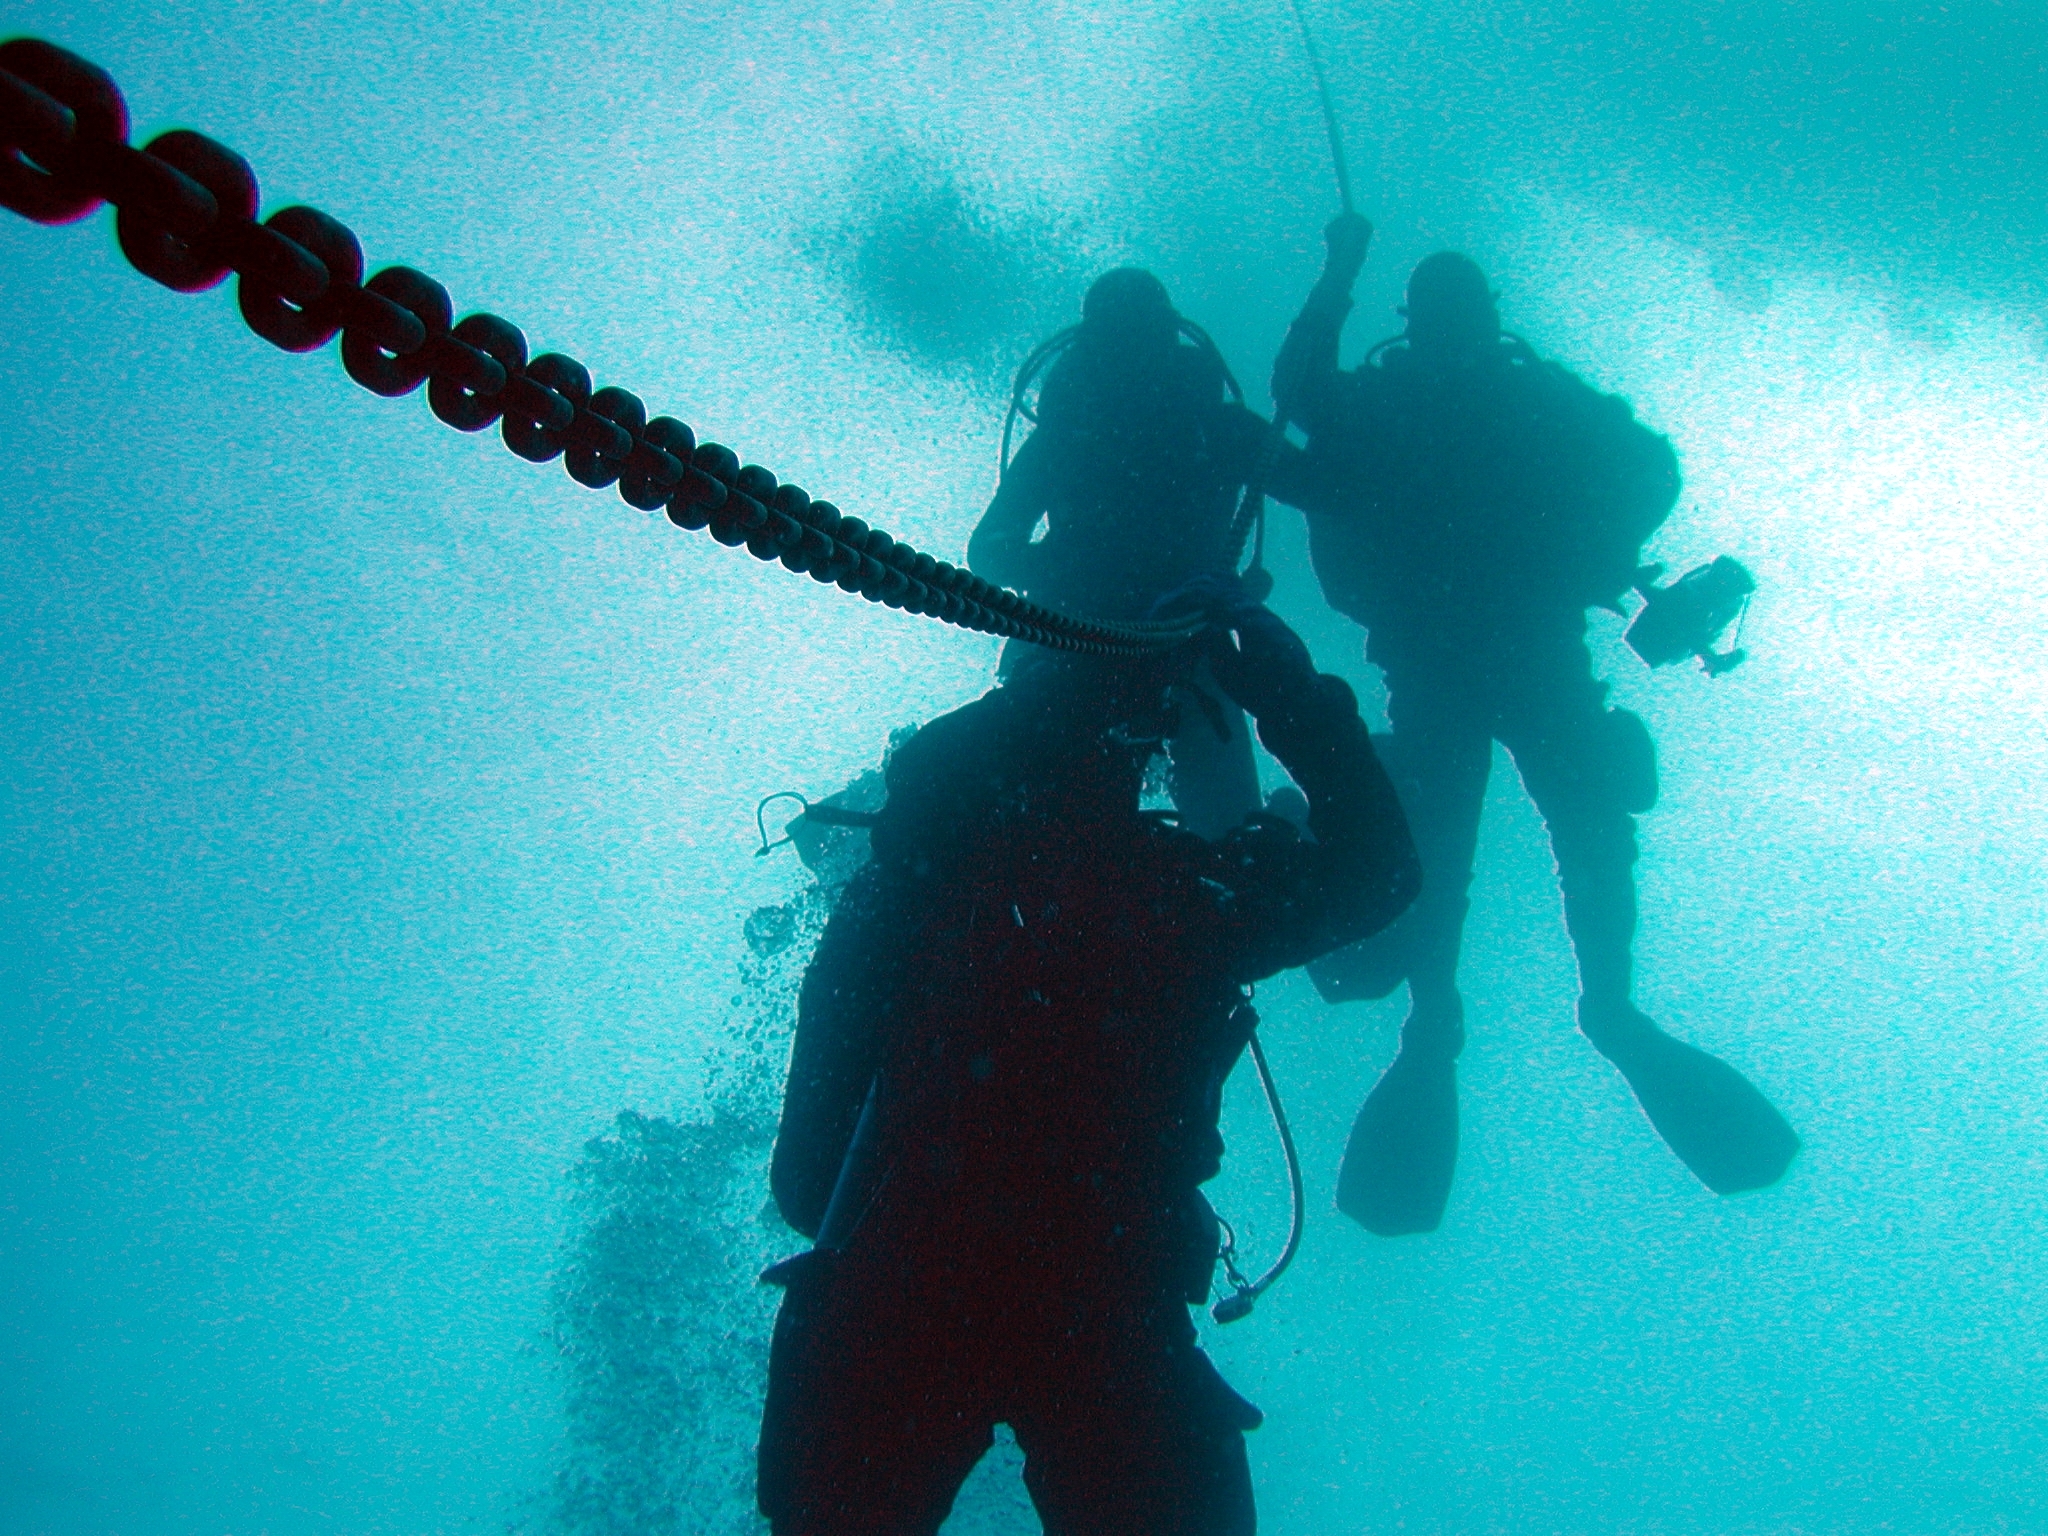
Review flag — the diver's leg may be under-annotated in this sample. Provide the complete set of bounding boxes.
[1165,662,1264,840]
[1335,686,1490,1235]
[1504,697,1644,1015]
[1509,685,1798,1195]
[1013,1291,1257,1536]
[758,1252,996,1536]
[1303,730,1423,1003]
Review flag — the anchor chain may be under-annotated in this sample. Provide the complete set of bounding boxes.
[0,37,1203,659]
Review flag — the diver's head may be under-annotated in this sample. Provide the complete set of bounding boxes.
[1078,267,1180,357]
[997,648,1178,813]
[1401,252,1500,364]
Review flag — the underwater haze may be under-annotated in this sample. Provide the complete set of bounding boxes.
[3,1,2045,1532]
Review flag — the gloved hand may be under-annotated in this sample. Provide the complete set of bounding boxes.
[1149,574,1320,724]
[1206,602,1322,724]
[1322,211,1373,289]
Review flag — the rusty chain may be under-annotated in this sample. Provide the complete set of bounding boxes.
[0,38,1206,658]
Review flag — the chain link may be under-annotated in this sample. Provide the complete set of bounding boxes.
[0,36,1203,659]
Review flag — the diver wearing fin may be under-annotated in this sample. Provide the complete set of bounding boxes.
[968,270,1305,839]
[758,582,1418,1536]
[1274,215,1799,1234]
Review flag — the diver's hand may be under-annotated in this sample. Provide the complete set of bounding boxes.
[1206,604,1321,723]
[1322,211,1373,288]
[1151,576,1319,723]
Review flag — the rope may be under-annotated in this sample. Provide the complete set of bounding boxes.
[0,37,1205,660]
[1285,0,1354,216]
[1220,0,1355,582]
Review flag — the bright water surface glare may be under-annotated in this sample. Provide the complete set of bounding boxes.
[3,1,2044,1532]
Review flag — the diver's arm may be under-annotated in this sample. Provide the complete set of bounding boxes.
[1203,600,1420,972]
[1252,672,1419,960]
[770,870,895,1239]
[1258,436,1322,513]
[965,433,1054,590]
[1271,212,1372,431]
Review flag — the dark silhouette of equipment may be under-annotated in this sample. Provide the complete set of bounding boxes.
[1627,556,1756,676]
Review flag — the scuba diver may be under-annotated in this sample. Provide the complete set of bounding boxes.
[967,269,1301,839]
[758,582,1419,1535]
[1273,214,1799,1236]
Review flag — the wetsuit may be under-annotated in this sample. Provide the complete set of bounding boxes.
[760,624,1418,1535]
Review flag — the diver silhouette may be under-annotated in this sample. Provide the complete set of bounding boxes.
[758,581,1418,1535]
[968,270,1304,839]
[1274,215,1799,1235]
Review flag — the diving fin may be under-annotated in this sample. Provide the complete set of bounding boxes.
[1580,1002,1799,1195]
[1336,1043,1460,1235]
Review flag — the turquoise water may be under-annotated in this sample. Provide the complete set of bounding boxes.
[3,3,2044,1531]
